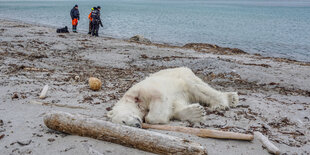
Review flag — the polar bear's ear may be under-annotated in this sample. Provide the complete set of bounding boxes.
[107,110,113,118]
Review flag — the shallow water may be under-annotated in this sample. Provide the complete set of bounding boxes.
[0,0,310,61]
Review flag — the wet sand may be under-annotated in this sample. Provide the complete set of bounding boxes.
[0,19,309,155]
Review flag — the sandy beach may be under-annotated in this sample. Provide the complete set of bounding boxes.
[0,19,309,155]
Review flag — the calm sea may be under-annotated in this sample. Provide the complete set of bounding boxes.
[0,0,310,61]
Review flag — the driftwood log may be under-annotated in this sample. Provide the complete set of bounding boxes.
[44,111,207,155]
[142,123,254,141]
[254,132,280,155]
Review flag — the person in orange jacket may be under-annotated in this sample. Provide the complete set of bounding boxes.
[88,7,96,34]
[70,5,80,33]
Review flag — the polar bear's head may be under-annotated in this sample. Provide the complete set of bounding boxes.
[107,96,144,128]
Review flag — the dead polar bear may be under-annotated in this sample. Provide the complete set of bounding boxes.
[108,67,238,128]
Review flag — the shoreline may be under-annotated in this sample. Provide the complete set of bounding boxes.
[3,17,309,64]
[0,19,309,155]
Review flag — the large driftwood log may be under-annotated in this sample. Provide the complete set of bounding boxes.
[44,111,207,155]
[142,123,254,141]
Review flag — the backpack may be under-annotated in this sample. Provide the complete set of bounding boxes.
[56,26,69,33]
[91,10,100,21]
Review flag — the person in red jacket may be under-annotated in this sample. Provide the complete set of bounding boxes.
[88,7,96,34]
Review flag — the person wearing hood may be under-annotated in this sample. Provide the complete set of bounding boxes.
[70,4,80,33]
[91,6,103,37]
[88,7,96,34]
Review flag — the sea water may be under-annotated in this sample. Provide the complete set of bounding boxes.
[0,0,310,62]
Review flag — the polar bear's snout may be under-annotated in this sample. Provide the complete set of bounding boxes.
[122,115,142,128]
[109,112,142,128]
[107,98,144,128]
[120,115,142,128]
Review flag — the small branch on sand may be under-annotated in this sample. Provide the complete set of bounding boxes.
[24,67,49,72]
[254,132,280,155]
[39,84,49,99]
[44,111,207,155]
[29,100,87,109]
[142,123,254,141]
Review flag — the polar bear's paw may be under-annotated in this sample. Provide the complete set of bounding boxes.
[175,104,206,123]
[210,103,229,111]
[209,92,239,110]
[225,92,239,108]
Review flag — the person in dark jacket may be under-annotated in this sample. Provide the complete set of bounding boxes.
[70,5,80,33]
[91,6,103,37]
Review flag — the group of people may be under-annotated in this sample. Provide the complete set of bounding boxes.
[70,4,103,36]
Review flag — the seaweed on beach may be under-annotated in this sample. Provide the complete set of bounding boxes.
[268,117,296,129]
[183,43,248,55]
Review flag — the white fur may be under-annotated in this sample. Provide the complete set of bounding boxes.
[108,67,238,127]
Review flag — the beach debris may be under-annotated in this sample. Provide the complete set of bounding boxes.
[17,140,32,146]
[47,138,55,142]
[254,131,280,155]
[0,134,4,140]
[83,143,104,155]
[29,100,87,109]
[74,75,80,82]
[242,63,271,68]
[58,34,67,38]
[11,93,19,99]
[231,48,246,54]
[268,117,295,128]
[28,53,48,60]
[183,43,247,55]
[44,111,207,155]
[142,123,254,141]
[88,77,102,91]
[140,54,148,59]
[106,107,112,111]
[32,133,43,137]
[39,84,49,99]
[129,35,151,44]
[82,96,93,104]
[60,146,76,152]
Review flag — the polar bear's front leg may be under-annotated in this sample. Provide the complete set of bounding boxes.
[189,77,239,110]
[145,98,173,124]
[224,92,239,108]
